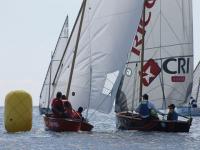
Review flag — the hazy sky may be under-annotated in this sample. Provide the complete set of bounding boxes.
[0,0,200,106]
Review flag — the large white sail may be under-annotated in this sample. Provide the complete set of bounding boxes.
[39,16,69,109]
[50,0,144,113]
[116,0,193,112]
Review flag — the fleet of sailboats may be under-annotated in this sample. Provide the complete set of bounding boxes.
[39,0,197,132]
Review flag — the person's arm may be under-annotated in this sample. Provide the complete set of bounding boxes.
[148,101,164,115]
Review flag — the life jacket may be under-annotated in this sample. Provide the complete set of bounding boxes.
[64,109,75,119]
[139,100,150,118]
[51,98,64,116]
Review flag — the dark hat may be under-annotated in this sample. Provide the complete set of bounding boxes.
[78,107,83,113]
[142,94,149,100]
[168,104,175,109]
[56,92,62,99]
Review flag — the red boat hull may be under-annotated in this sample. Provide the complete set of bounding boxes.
[43,114,81,132]
[43,114,93,132]
[116,112,192,132]
[81,121,94,131]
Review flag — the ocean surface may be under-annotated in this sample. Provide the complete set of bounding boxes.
[0,107,200,150]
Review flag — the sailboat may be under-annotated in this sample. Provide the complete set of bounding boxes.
[39,15,69,115]
[177,61,200,116]
[115,0,193,132]
[39,0,144,132]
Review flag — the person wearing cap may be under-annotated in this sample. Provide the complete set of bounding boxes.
[70,106,85,120]
[135,93,161,120]
[167,104,178,121]
[189,96,197,108]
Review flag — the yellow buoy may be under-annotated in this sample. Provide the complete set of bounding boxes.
[4,90,32,132]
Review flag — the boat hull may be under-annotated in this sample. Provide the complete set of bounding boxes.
[39,107,50,115]
[116,112,192,132]
[43,114,93,132]
[81,121,94,131]
[43,114,81,132]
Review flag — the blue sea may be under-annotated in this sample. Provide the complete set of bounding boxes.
[0,107,200,150]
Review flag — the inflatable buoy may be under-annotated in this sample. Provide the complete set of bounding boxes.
[4,90,32,132]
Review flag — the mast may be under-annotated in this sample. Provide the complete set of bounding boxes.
[139,1,146,101]
[86,5,92,119]
[66,0,87,99]
[51,2,85,89]
[159,0,166,110]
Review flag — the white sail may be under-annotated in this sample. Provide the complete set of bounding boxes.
[116,0,193,112]
[192,62,200,104]
[39,16,69,108]
[50,0,144,113]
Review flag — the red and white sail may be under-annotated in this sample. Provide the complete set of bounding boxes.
[116,0,193,112]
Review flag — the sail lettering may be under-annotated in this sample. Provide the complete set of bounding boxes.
[131,0,156,56]
[163,57,190,74]
[145,0,156,9]
[139,12,151,27]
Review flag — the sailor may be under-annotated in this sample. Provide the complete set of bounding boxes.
[74,107,85,121]
[189,96,197,108]
[167,104,178,121]
[135,94,160,120]
[51,92,65,117]
[63,100,76,119]
[62,94,67,100]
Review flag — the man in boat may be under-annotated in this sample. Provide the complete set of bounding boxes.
[189,96,197,108]
[63,100,75,118]
[135,94,162,120]
[51,91,65,117]
[62,94,67,100]
[75,107,86,121]
[61,94,68,105]
[76,107,83,117]
[167,104,178,121]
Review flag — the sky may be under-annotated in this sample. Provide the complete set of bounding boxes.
[0,0,200,106]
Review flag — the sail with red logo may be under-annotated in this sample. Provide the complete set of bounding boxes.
[116,0,193,132]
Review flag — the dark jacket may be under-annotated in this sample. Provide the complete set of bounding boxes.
[167,111,178,121]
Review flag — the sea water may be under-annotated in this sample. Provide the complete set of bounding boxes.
[0,107,200,150]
